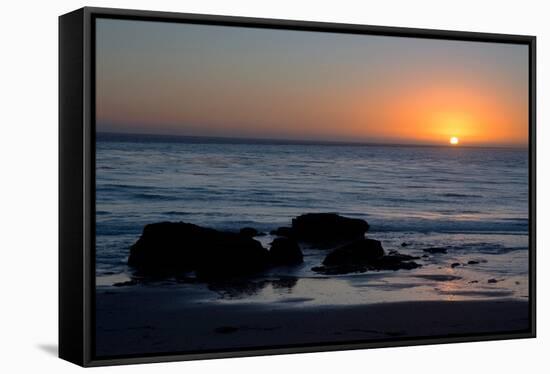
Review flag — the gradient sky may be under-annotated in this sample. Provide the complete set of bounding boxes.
[96,18,529,146]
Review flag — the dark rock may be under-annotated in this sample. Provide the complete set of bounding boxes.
[270,226,295,237]
[423,247,447,254]
[451,262,461,268]
[128,222,269,279]
[488,278,499,284]
[239,227,259,237]
[291,213,369,244]
[387,251,420,261]
[269,238,303,265]
[421,254,430,258]
[467,260,480,265]
[468,280,479,284]
[313,239,420,275]
[374,255,422,271]
[323,239,384,266]
[401,242,409,247]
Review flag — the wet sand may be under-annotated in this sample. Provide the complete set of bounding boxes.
[95,286,529,357]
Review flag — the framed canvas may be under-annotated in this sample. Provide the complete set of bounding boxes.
[59,7,536,367]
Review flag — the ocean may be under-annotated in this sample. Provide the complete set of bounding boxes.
[95,132,529,304]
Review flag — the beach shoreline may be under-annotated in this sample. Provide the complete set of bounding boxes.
[96,286,529,357]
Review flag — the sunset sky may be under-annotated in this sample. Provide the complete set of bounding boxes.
[96,18,529,146]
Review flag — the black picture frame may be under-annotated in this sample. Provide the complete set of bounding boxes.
[59,6,536,367]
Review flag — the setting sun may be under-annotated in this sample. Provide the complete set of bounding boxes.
[450,136,459,145]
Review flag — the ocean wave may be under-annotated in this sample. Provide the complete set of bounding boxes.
[436,209,482,214]
[97,183,157,191]
[163,211,193,216]
[371,218,528,234]
[440,193,483,198]
[132,193,181,201]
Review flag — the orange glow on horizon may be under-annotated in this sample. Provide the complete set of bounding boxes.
[99,76,528,146]
[350,77,528,146]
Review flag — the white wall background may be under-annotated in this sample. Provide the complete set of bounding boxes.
[0,0,547,372]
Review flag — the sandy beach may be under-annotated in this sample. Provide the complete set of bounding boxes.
[95,286,529,357]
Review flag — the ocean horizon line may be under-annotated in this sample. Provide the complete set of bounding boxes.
[96,131,528,150]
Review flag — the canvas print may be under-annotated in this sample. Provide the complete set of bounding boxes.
[94,18,530,357]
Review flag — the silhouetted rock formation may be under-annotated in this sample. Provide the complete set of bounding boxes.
[270,226,294,237]
[269,237,303,265]
[128,215,420,281]
[312,239,421,275]
[271,213,369,245]
[239,227,259,237]
[128,222,269,279]
[374,255,421,271]
[323,239,384,266]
